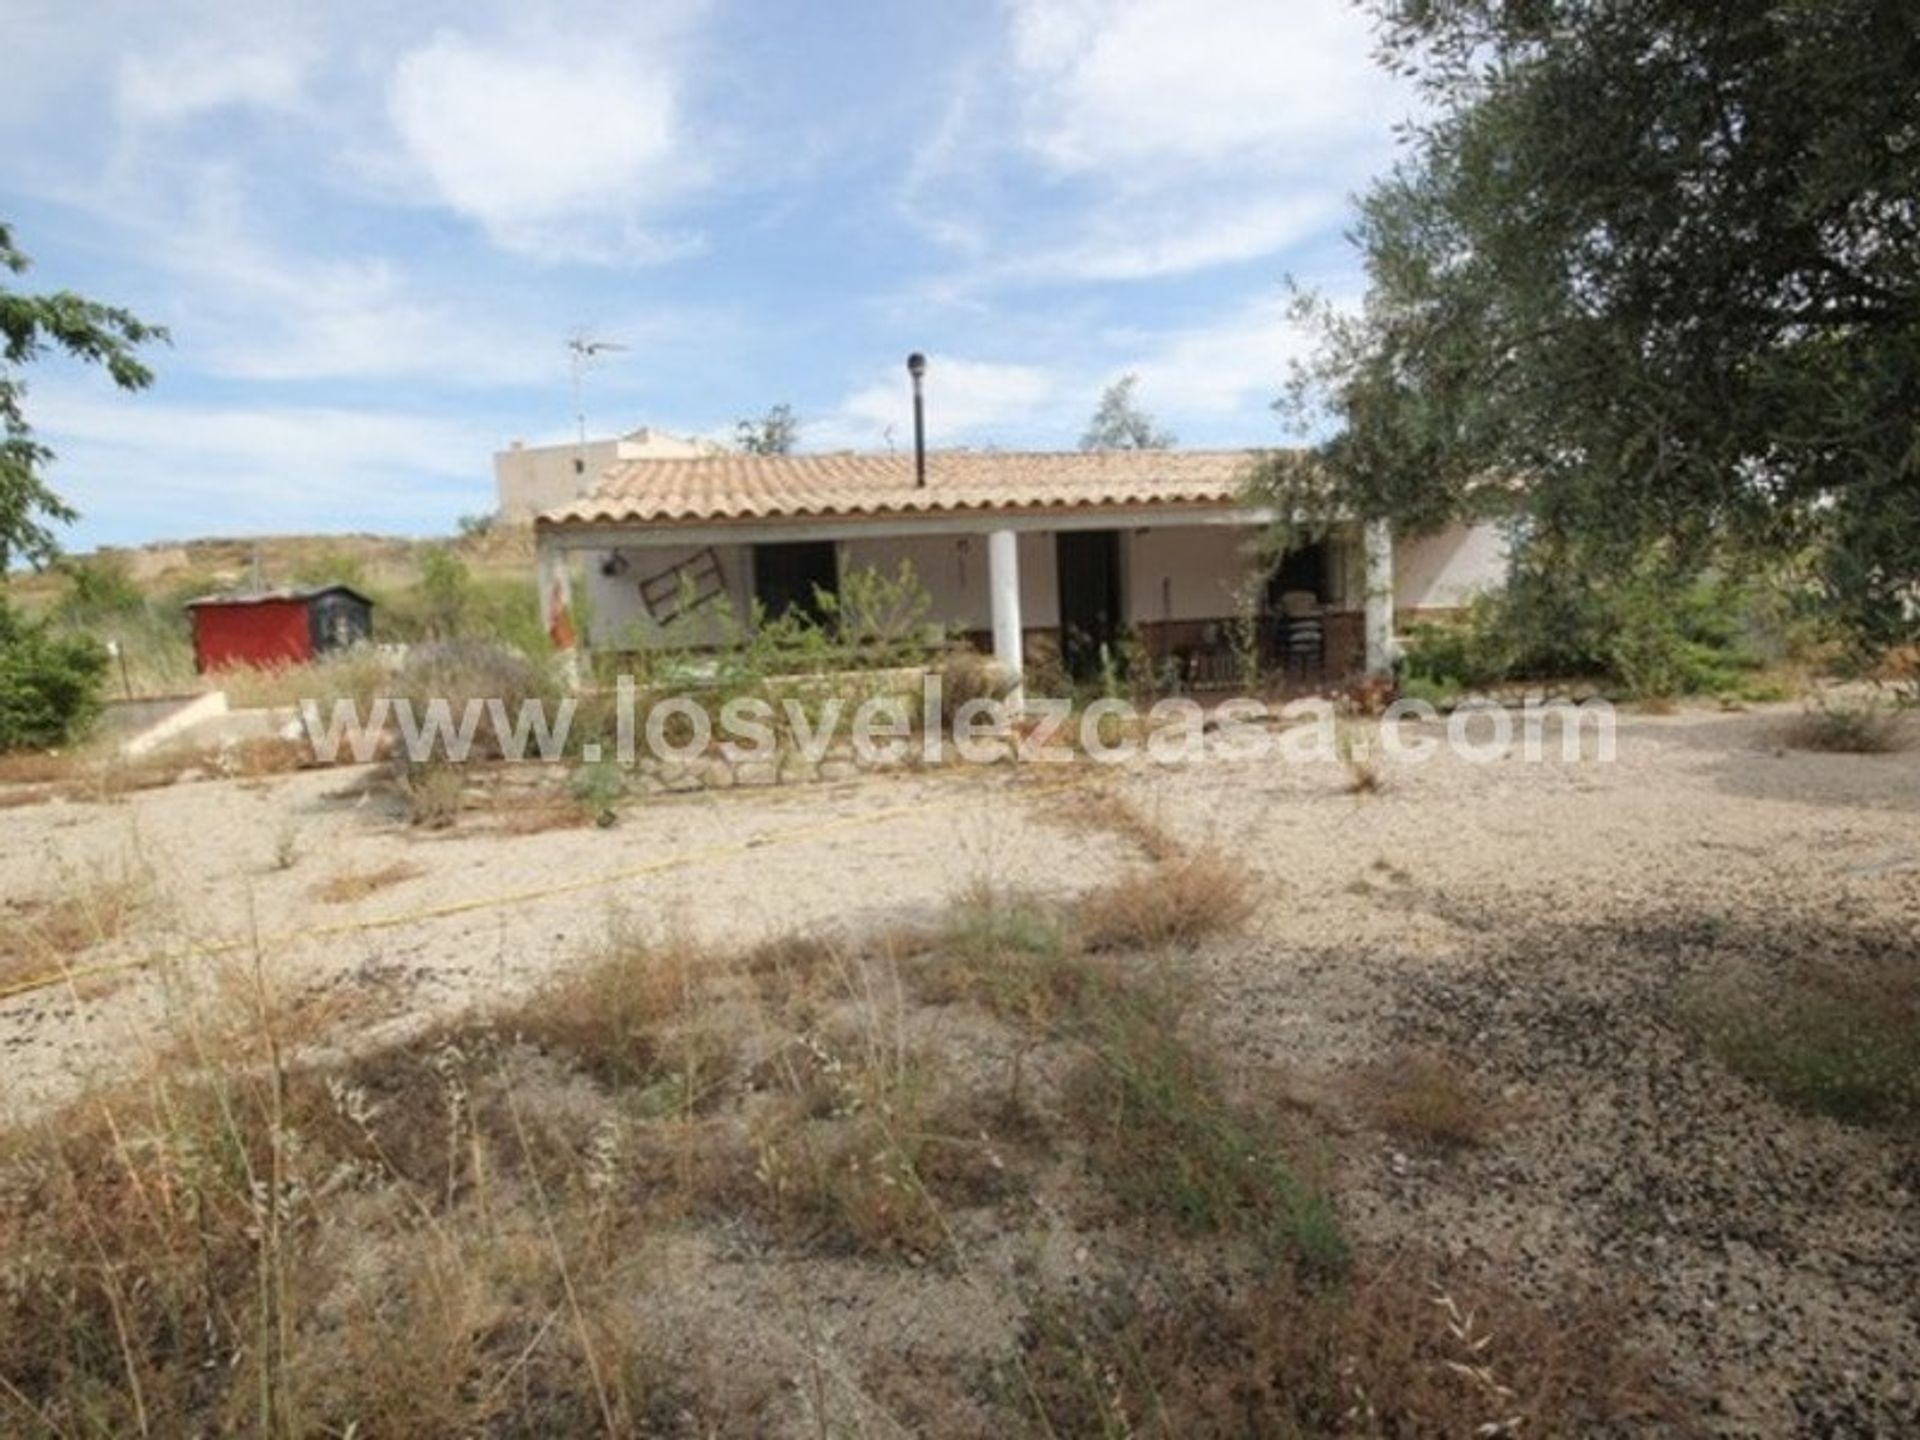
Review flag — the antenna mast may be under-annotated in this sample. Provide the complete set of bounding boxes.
[566,333,628,478]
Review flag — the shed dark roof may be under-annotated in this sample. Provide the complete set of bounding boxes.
[184,584,374,609]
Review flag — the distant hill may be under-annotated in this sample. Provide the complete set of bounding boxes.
[8,526,535,610]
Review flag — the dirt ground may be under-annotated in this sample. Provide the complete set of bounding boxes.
[2,702,1916,1432]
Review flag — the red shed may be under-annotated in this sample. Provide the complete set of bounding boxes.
[186,585,375,672]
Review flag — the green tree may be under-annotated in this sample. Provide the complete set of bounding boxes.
[1080,374,1174,452]
[0,223,163,748]
[0,601,107,749]
[736,402,799,455]
[1265,1,1920,671]
[417,544,472,639]
[2,222,167,573]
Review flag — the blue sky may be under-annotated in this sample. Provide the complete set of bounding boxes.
[2,0,1411,549]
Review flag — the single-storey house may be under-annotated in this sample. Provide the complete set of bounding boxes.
[532,450,1506,688]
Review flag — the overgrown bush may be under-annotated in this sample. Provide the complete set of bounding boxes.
[0,599,107,750]
[384,639,560,763]
[1399,549,1787,702]
[938,647,1015,722]
[1782,692,1910,754]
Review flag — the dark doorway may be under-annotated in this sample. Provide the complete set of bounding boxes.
[1263,540,1329,680]
[754,541,837,624]
[1057,530,1123,679]
[1265,540,1328,607]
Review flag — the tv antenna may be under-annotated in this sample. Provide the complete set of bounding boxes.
[567,333,628,476]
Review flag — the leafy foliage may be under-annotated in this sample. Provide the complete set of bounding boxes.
[1400,556,1786,701]
[0,599,107,749]
[1079,373,1174,451]
[1267,2,1920,668]
[735,401,799,455]
[1,222,166,572]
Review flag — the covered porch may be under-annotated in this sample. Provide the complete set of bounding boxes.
[537,508,1398,692]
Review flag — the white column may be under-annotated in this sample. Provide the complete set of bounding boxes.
[1362,517,1395,680]
[537,541,584,690]
[987,528,1024,704]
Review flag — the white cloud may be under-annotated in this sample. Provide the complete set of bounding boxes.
[117,41,310,126]
[1005,0,1393,176]
[1003,194,1338,283]
[386,26,705,262]
[813,356,1060,450]
[902,0,1402,287]
[1123,294,1320,417]
[106,174,563,387]
[35,383,489,542]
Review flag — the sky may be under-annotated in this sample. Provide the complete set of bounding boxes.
[1,0,1413,550]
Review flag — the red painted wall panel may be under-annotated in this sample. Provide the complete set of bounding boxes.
[191,600,314,672]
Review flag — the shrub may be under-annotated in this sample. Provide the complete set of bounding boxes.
[1693,953,1920,1128]
[1398,554,1779,701]
[1063,973,1345,1269]
[53,553,144,622]
[384,638,559,762]
[938,647,1015,723]
[0,599,107,750]
[1349,1049,1496,1152]
[1782,693,1910,754]
[1076,849,1256,952]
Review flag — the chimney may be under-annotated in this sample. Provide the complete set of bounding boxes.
[906,352,927,488]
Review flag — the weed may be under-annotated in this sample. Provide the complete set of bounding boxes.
[1062,974,1345,1271]
[1016,1258,1670,1437]
[505,927,713,1093]
[1337,716,1385,793]
[1349,1049,1496,1152]
[1044,780,1184,862]
[1781,694,1910,753]
[568,758,627,826]
[1691,955,1919,1128]
[0,864,147,991]
[1076,849,1256,953]
[404,760,467,827]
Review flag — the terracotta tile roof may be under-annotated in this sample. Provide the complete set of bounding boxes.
[538,449,1276,528]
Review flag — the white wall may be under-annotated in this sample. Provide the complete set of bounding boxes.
[495,430,727,521]
[1395,522,1508,611]
[495,440,617,522]
[842,532,1061,631]
[583,543,755,648]
[1124,526,1266,624]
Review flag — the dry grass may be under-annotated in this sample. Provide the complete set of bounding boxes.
[0,867,147,992]
[0,750,88,786]
[0,868,1683,1435]
[1781,697,1911,754]
[402,760,467,827]
[1042,779,1185,862]
[1349,1048,1499,1152]
[214,649,392,711]
[497,793,597,835]
[1691,949,1920,1129]
[308,859,426,905]
[1338,717,1386,793]
[1075,848,1257,952]
[1061,969,1345,1270]
[1017,1254,1674,1437]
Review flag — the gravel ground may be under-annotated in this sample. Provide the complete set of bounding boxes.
[2,700,1915,1432]
[1111,705,1919,1435]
